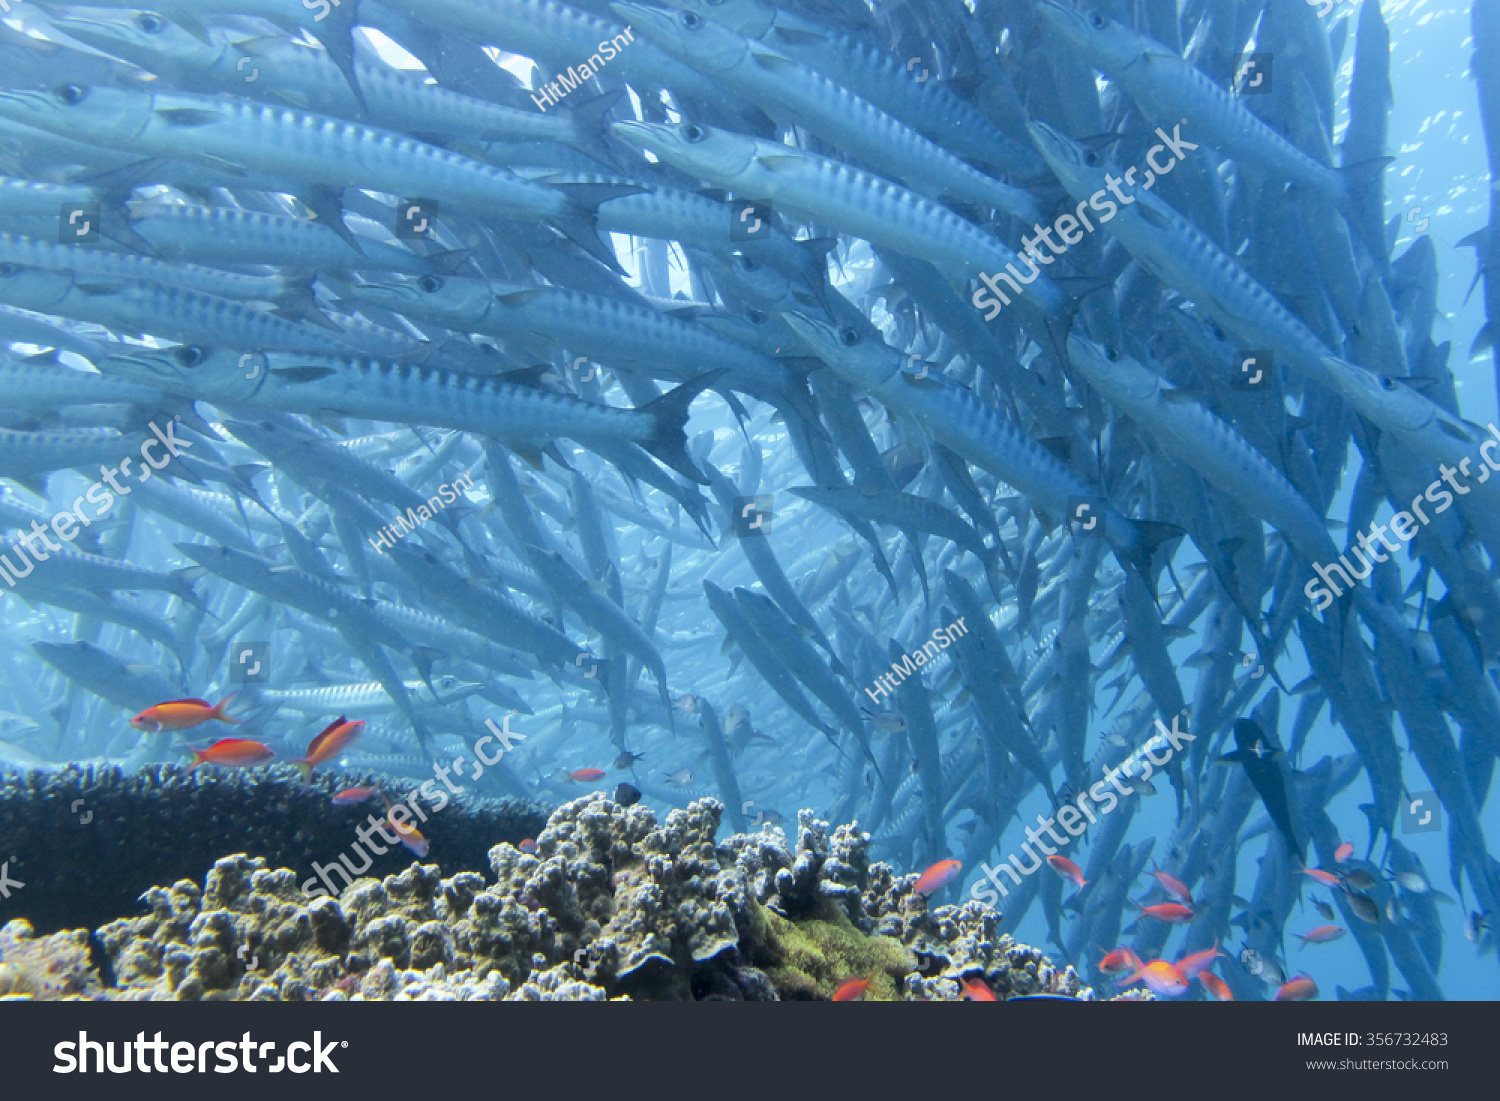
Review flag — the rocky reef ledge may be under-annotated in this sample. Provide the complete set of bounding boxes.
[1,794,1091,1001]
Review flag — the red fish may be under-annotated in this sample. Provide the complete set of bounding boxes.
[1100,947,1140,978]
[1275,974,1319,1001]
[133,695,240,732]
[331,786,379,805]
[1149,861,1194,906]
[293,716,364,781]
[1175,940,1223,979]
[187,737,274,771]
[1047,854,1087,889]
[961,978,997,1001]
[1294,925,1346,947]
[1300,868,1341,888]
[568,768,607,782]
[519,839,538,854]
[912,858,963,897]
[832,978,871,1001]
[1131,900,1195,924]
[1198,972,1234,1001]
[1335,842,1354,863]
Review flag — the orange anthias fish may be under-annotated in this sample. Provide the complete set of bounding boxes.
[519,838,538,854]
[1198,972,1234,1001]
[331,786,379,805]
[1294,925,1347,947]
[912,858,963,897]
[1126,958,1189,997]
[1132,900,1196,924]
[568,768,607,782]
[832,977,871,1001]
[1149,862,1194,906]
[1175,940,1223,979]
[961,978,997,1001]
[1047,854,1087,889]
[187,737,274,771]
[293,716,364,781]
[1275,974,1319,1001]
[1300,868,1341,888]
[1100,947,1141,978]
[1335,842,1354,863]
[381,799,429,857]
[133,695,240,732]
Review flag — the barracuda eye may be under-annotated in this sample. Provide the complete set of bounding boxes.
[1089,12,1107,28]
[679,10,703,28]
[134,12,166,33]
[734,255,759,272]
[838,327,860,347]
[417,275,443,293]
[1084,149,1102,167]
[54,84,88,106]
[681,123,706,143]
[746,308,766,323]
[1105,346,1120,362]
[1378,375,1399,391]
[172,346,207,367]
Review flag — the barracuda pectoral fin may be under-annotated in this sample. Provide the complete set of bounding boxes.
[767,25,831,47]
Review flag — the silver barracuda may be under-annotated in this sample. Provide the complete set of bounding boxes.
[94,346,722,484]
[610,119,1061,315]
[1034,1,1348,203]
[615,2,1039,222]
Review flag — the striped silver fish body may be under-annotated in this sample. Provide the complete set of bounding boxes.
[1029,121,1339,390]
[98,348,664,446]
[1034,1,1342,200]
[1068,335,1339,566]
[0,426,139,475]
[613,121,1054,311]
[618,4,1039,221]
[130,205,452,274]
[0,362,162,412]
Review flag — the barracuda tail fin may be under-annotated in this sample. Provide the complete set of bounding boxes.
[638,370,727,485]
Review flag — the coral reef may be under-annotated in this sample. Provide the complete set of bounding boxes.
[8,793,1095,1001]
[0,763,549,936]
[0,920,103,999]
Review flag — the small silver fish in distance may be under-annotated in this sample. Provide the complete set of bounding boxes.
[663,768,695,786]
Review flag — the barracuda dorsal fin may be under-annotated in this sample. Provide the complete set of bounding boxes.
[155,107,224,128]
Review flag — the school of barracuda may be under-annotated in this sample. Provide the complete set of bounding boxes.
[0,0,1494,1001]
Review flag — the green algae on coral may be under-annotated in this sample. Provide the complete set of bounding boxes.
[749,898,915,1000]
